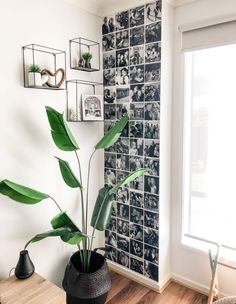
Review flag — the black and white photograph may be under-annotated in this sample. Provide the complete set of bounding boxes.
[103,51,116,69]
[130,258,143,275]
[117,202,129,220]
[116,154,129,171]
[130,240,143,258]
[116,30,129,49]
[117,103,130,119]
[130,121,144,138]
[117,250,129,267]
[130,65,144,84]
[116,48,129,67]
[144,227,159,247]
[130,6,144,27]
[144,193,159,211]
[130,191,144,208]
[130,156,143,171]
[144,140,159,158]
[104,86,116,104]
[102,16,116,35]
[130,26,144,47]
[117,187,129,204]
[117,219,129,237]
[107,217,117,232]
[130,223,143,241]
[145,102,160,120]
[102,34,116,52]
[116,86,130,103]
[145,42,161,63]
[105,245,117,262]
[144,210,159,229]
[105,230,117,247]
[116,68,129,85]
[130,84,145,102]
[105,120,115,134]
[103,69,116,86]
[144,175,159,194]
[144,121,160,139]
[104,104,116,120]
[144,261,158,280]
[117,235,129,253]
[116,10,129,30]
[145,1,162,24]
[145,22,161,43]
[144,244,158,264]
[105,168,116,186]
[144,158,159,176]
[121,122,129,137]
[116,138,129,154]
[145,63,161,82]
[130,206,144,225]
[130,176,144,192]
[82,95,103,121]
[111,201,117,216]
[130,138,143,156]
[105,152,116,169]
[144,83,160,101]
[130,46,144,65]
[116,170,129,183]
[130,103,144,120]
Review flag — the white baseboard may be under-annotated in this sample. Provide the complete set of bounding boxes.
[107,260,171,293]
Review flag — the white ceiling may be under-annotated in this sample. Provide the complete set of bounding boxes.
[68,0,200,17]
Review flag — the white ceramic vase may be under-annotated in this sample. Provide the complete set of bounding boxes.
[28,72,48,87]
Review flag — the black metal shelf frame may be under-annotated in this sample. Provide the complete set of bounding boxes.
[66,79,103,122]
[22,44,66,90]
[69,37,100,72]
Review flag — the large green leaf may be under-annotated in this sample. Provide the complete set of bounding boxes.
[46,106,79,151]
[55,157,82,188]
[24,227,72,249]
[95,115,128,149]
[51,211,84,244]
[90,186,114,231]
[110,168,149,194]
[0,179,49,204]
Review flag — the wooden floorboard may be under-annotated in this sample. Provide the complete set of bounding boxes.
[106,272,208,304]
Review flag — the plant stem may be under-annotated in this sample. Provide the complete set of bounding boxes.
[75,150,86,270]
[48,196,63,212]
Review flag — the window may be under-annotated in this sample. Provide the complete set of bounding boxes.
[183,43,236,250]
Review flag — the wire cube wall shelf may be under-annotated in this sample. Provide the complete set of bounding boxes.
[66,79,103,122]
[69,37,100,72]
[22,44,66,90]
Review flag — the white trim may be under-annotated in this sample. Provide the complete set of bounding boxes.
[64,0,102,17]
[179,13,236,32]
[107,260,161,291]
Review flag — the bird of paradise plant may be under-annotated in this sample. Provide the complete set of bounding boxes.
[0,107,147,272]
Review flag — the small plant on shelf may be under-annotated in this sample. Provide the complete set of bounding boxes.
[29,64,41,73]
[82,51,93,69]
[28,64,48,87]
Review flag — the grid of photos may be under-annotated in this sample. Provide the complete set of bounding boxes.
[102,0,161,283]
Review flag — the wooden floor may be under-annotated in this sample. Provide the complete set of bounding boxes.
[106,272,208,304]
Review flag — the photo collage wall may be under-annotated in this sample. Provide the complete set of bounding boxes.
[102,1,161,282]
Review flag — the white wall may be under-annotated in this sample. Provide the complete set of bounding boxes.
[0,0,103,286]
[172,0,236,296]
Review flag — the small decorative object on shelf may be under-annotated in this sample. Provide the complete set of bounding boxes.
[69,37,100,72]
[22,44,66,90]
[66,79,103,122]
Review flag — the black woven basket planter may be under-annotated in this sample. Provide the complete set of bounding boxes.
[63,250,112,304]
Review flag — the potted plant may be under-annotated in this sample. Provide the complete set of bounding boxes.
[0,107,147,304]
[28,64,48,87]
[82,52,93,69]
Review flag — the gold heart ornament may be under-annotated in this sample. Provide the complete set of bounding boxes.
[41,68,66,88]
